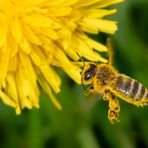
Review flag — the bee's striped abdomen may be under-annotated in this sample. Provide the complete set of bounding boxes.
[135,84,146,100]
[130,80,139,99]
[116,75,147,101]
[116,76,132,96]
[142,87,148,100]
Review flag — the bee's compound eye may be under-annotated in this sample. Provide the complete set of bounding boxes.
[84,71,92,81]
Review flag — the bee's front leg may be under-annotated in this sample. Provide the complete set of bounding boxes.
[103,90,120,124]
[84,85,95,96]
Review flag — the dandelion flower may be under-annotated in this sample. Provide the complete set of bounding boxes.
[0,0,123,114]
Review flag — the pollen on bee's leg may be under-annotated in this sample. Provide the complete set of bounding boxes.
[108,109,120,124]
[84,85,94,96]
[108,110,116,124]
[109,110,115,118]
[103,90,110,101]
[109,99,120,112]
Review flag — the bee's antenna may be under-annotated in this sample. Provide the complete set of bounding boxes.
[76,52,86,91]
[76,52,85,68]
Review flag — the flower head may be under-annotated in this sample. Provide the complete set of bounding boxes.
[0,0,123,114]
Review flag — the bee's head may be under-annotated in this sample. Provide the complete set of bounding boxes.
[81,63,97,85]
[76,52,97,90]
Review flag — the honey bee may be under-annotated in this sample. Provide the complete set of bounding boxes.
[77,39,148,124]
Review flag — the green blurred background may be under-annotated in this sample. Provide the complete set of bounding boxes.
[0,0,148,148]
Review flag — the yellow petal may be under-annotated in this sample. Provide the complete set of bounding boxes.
[30,45,52,66]
[62,0,79,6]
[95,0,124,8]
[15,65,39,109]
[6,73,21,114]
[11,19,22,43]
[79,25,100,34]
[84,9,117,18]
[40,28,59,40]
[81,18,117,34]
[6,73,18,103]
[46,0,78,6]
[23,14,53,28]
[74,36,107,62]
[62,47,79,61]
[23,25,42,45]
[40,65,61,93]
[16,0,45,9]
[0,24,7,47]
[19,52,37,86]
[37,73,62,110]
[76,32,108,52]
[31,46,61,92]
[0,90,16,107]
[19,36,31,54]
[45,0,68,6]
[15,66,30,108]
[76,0,101,7]
[8,55,18,72]
[24,81,39,108]
[63,64,81,84]
[0,45,10,83]
[59,28,72,49]
[7,36,18,57]
[49,7,72,16]
[30,49,42,66]
[55,49,81,83]
[39,35,54,53]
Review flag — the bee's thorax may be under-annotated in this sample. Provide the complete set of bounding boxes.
[96,65,116,86]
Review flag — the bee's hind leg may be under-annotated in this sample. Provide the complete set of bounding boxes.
[103,90,120,124]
